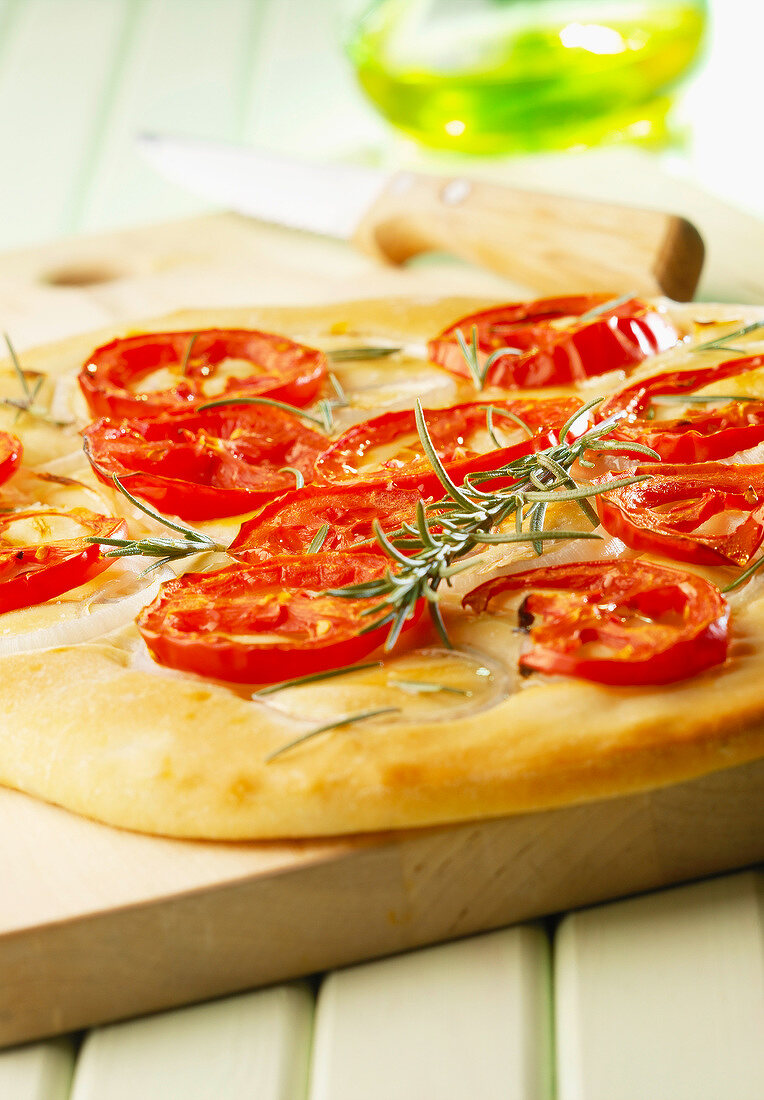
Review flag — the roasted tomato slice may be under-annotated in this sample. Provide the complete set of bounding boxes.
[0,431,22,486]
[78,328,327,419]
[84,406,328,521]
[463,561,728,685]
[314,397,585,494]
[229,483,435,562]
[137,553,422,684]
[427,295,678,388]
[0,507,127,613]
[597,463,764,566]
[599,354,764,461]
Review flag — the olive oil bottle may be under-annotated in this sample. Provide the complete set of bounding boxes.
[346,0,707,153]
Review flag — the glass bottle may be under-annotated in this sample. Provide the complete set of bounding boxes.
[345,0,707,154]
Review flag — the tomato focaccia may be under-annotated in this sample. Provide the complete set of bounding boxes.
[1,294,764,840]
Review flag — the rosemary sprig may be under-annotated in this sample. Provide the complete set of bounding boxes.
[455,325,523,390]
[328,397,657,649]
[1,332,72,427]
[254,660,383,697]
[84,464,225,567]
[265,706,400,762]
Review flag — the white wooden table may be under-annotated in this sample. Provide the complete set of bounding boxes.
[2,870,762,1099]
[0,1,762,1094]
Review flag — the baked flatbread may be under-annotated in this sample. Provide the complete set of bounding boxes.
[1,296,763,838]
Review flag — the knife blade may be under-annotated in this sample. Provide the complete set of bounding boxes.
[138,133,704,301]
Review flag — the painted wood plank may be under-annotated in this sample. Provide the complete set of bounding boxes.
[555,870,764,1100]
[78,0,263,235]
[242,0,386,156]
[0,0,133,249]
[69,984,313,1100]
[0,1038,75,1100]
[309,925,553,1100]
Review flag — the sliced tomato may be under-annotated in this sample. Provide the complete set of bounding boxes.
[229,483,435,562]
[427,295,678,388]
[83,406,328,520]
[597,463,764,566]
[78,328,327,419]
[0,507,127,613]
[137,553,422,684]
[0,431,22,486]
[462,561,728,685]
[599,353,764,461]
[314,397,584,494]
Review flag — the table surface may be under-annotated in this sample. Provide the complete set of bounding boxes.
[0,1,762,1094]
[1,869,762,1099]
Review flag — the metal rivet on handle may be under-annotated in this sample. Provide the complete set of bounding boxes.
[441,179,472,205]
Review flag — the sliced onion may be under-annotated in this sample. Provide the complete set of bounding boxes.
[50,373,91,427]
[0,564,166,657]
[721,442,764,465]
[36,449,91,477]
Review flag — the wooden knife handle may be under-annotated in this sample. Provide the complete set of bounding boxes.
[353,171,704,302]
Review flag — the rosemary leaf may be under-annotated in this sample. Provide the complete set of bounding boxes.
[650,393,760,404]
[558,395,604,444]
[577,292,636,325]
[388,680,469,696]
[414,400,476,511]
[327,346,401,362]
[328,372,347,404]
[692,320,764,352]
[197,394,326,429]
[722,557,764,593]
[316,398,334,433]
[383,606,411,651]
[523,474,650,503]
[265,707,400,762]
[455,326,483,390]
[307,523,330,554]
[582,439,661,460]
[254,660,383,696]
[358,611,397,635]
[480,403,534,441]
[373,519,415,567]
[3,332,31,400]
[326,579,391,599]
[180,333,199,377]
[428,602,452,648]
[107,472,215,543]
[279,466,305,490]
[473,529,602,544]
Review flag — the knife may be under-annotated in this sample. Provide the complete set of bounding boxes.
[138,134,704,302]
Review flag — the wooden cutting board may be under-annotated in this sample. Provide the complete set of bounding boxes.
[1,213,763,1049]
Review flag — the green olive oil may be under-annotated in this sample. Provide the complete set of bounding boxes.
[346,0,707,153]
